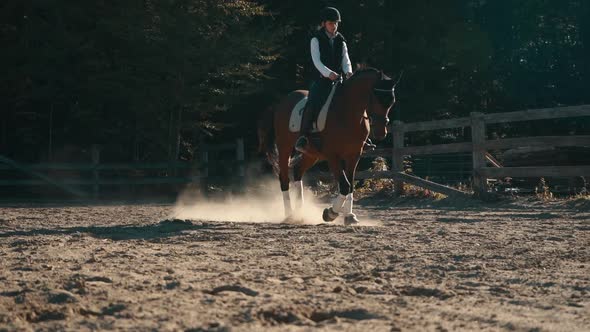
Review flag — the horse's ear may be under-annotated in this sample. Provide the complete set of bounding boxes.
[378,69,392,81]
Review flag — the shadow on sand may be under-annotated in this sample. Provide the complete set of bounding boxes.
[0,219,218,241]
[356,195,585,212]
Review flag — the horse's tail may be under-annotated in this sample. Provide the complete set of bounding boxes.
[257,106,279,174]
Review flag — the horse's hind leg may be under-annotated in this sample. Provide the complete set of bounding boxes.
[293,155,318,210]
[278,151,292,217]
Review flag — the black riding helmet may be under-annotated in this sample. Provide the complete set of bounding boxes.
[320,7,341,22]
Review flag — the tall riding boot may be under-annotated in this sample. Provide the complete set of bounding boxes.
[295,104,315,152]
[295,78,330,153]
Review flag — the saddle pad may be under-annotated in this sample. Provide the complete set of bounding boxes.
[288,83,338,133]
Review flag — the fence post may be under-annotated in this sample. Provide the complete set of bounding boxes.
[470,112,487,197]
[91,145,100,200]
[391,120,405,195]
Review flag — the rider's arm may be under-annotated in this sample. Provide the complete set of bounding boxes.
[342,42,353,77]
[311,37,337,78]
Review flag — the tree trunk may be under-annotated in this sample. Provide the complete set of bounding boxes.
[580,2,590,101]
[175,106,183,162]
[167,107,175,174]
[384,0,394,74]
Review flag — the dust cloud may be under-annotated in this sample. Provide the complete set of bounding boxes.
[172,178,325,225]
[171,177,382,226]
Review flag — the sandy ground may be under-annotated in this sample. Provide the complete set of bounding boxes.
[0,193,589,331]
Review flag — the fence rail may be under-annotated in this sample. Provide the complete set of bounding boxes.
[0,138,245,200]
[479,166,590,178]
[364,104,590,197]
[0,162,193,171]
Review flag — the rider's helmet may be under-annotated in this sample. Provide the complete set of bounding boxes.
[320,7,341,22]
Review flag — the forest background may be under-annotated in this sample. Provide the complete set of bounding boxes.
[2,0,589,164]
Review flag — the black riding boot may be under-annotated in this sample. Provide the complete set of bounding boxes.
[295,79,332,152]
[295,104,315,152]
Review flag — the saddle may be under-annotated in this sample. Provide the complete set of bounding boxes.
[288,82,340,133]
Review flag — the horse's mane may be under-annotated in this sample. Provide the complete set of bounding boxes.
[349,67,380,81]
[340,67,381,91]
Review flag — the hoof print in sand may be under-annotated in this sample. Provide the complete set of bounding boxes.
[257,306,383,326]
[400,286,454,300]
[47,290,79,304]
[206,285,259,297]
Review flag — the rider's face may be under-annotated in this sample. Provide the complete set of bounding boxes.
[324,21,339,35]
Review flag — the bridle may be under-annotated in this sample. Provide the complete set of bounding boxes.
[367,86,394,127]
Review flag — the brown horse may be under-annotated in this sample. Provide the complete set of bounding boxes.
[258,68,397,225]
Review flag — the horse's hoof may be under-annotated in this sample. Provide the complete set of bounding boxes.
[344,214,360,226]
[322,207,339,222]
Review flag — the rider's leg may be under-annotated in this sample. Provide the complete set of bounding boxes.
[295,79,331,151]
[295,81,319,150]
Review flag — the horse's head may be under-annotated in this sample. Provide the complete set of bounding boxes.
[367,71,397,140]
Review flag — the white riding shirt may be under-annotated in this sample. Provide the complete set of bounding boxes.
[310,31,353,79]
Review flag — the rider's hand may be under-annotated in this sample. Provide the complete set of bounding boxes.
[345,72,353,79]
[328,72,340,81]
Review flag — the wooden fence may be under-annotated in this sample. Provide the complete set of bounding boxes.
[356,104,590,198]
[0,138,245,200]
[4,104,589,200]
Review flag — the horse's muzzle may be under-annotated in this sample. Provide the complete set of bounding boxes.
[373,127,388,140]
[369,116,389,141]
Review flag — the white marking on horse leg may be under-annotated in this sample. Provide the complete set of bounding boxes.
[343,193,354,216]
[282,190,292,217]
[293,180,304,209]
[332,194,346,213]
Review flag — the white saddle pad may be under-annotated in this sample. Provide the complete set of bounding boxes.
[288,83,338,133]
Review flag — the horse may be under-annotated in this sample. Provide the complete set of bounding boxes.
[258,68,397,225]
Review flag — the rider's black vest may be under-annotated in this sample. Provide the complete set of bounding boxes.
[313,28,346,79]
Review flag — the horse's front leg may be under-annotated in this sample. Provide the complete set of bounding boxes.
[342,154,361,225]
[322,158,350,222]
